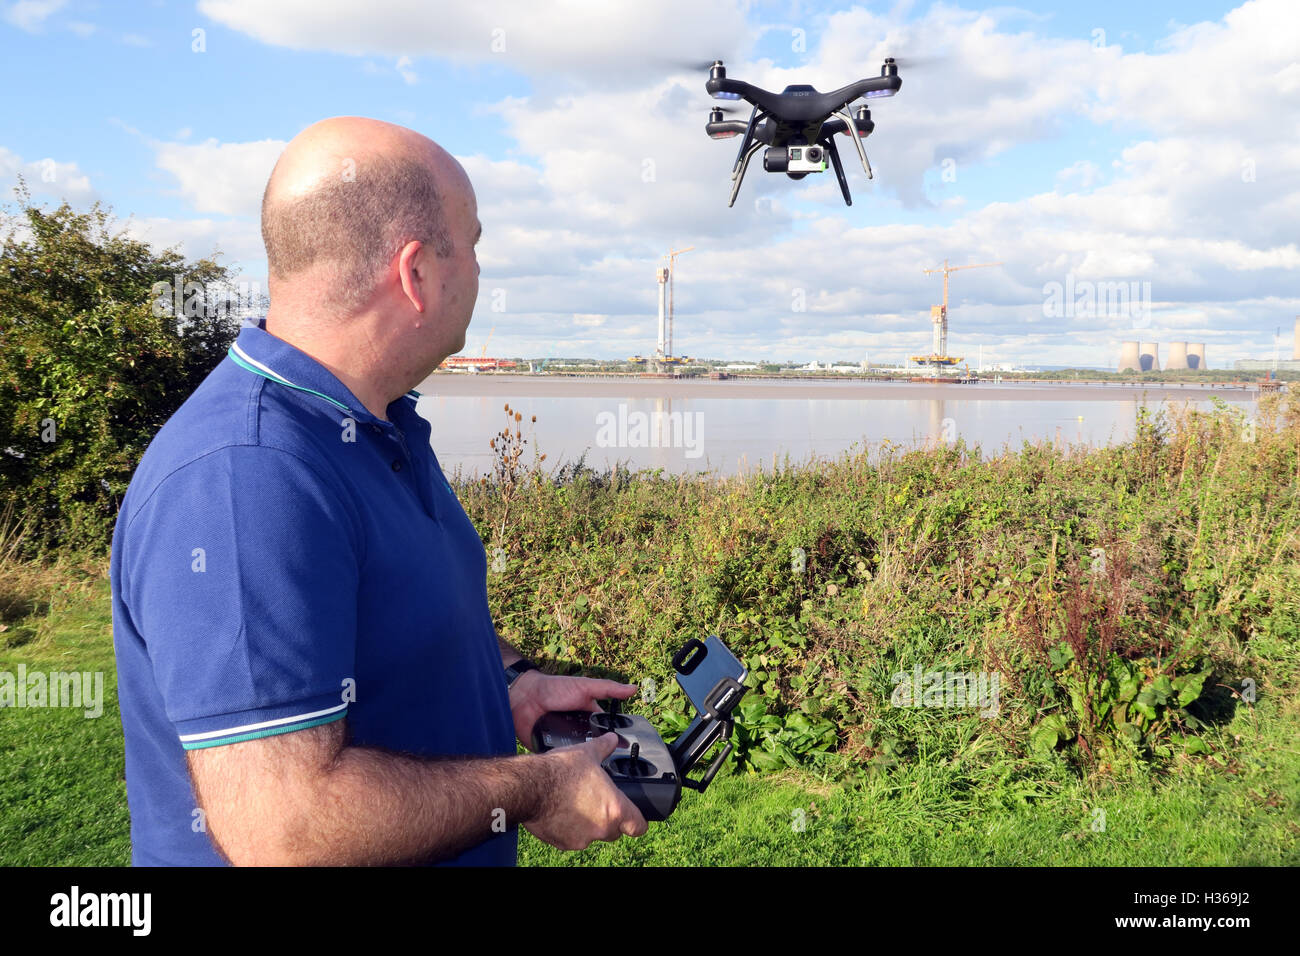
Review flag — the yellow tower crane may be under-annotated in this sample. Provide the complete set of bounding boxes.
[912,259,1002,368]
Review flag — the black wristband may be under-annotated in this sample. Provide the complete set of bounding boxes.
[504,658,540,688]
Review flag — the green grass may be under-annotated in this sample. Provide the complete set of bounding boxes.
[1,574,1296,866]
[521,703,1300,867]
[0,577,130,866]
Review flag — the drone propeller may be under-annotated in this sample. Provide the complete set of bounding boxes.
[882,54,941,72]
[655,55,727,73]
[662,55,745,113]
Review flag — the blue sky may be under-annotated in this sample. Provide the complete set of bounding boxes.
[3,0,1298,367]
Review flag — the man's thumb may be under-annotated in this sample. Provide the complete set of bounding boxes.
[590,731,619,760]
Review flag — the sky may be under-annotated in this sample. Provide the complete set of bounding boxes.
[1,0,1297,368]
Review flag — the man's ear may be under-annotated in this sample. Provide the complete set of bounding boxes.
[397,240,426,314]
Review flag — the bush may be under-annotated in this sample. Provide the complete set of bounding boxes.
[462,397,1300,784]
[0,184,242,554]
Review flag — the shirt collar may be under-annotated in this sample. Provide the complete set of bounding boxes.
[227,320,424,427]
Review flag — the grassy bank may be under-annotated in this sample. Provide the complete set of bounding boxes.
[2,398,1297,865]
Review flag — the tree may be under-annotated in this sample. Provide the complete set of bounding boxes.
[0,182,245,554]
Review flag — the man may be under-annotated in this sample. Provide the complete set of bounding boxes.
[110,116,648,865]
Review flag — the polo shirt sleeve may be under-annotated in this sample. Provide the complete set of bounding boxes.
[119,443,361,750]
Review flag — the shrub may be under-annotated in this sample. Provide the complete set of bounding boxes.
[0,185,242,554]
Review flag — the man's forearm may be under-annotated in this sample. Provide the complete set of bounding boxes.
[190,722,555,866]
[498,635,523,668]
[306,744,552,865]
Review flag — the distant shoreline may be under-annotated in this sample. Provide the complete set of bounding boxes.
[416,373,1265,403]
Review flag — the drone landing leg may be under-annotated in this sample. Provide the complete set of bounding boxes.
[729,141,763,207]
[834,108,873,180]
[824,137,852,206]
[731,104,760,179]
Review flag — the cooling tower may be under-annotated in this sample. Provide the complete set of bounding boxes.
[1166,341,1190,370]
[1118,340,1141,372]
[1293,317,1300,361]
[1139,341,1160,372]
[1187,343,1206,369]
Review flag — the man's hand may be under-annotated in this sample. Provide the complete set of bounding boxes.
[508,671,640,750]
[525,732,649,850]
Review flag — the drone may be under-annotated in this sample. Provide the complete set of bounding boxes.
[703,58,901,207]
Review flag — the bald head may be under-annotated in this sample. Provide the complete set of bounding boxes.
[261,117,460,314]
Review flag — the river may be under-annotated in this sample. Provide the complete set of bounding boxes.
[411,374,1267,479]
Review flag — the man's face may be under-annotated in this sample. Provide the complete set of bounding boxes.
[437,162,480,356]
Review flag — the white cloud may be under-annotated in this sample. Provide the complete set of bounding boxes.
[66,19,95,37]
[64,0,1294,367]
[0,143,266,275]
[0,146,95,204]
[805,5,1118,207]
[118,215,267,272]
[446,1,1300,366]
[197,0,752,88]
[2,0,66,33]
[395,55,417,85]
[1089,0,1300,141]
[151,137,285,217]
[1056,160,1100,190]
[360,57,420,85]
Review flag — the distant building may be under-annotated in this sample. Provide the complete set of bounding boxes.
[439,356,517,370]
[1234,359,1300,372]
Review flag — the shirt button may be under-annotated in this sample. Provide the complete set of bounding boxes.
[391,460,403,472]
[369,425,381,435]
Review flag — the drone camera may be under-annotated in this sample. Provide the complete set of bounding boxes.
[763,145,826,174]
[789,145,827,173]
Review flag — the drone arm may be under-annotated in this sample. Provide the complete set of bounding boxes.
[833,107,873,179]
[823,136,852,206]
[828,73,901,104]
[706,76,776,112]
[821,116,872,138]
[705,75,749,97]
[706,119,750,138]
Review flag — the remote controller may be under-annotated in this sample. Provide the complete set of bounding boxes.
[531,635,748,822]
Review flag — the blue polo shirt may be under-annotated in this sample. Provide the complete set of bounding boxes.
[110,321,518,866]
